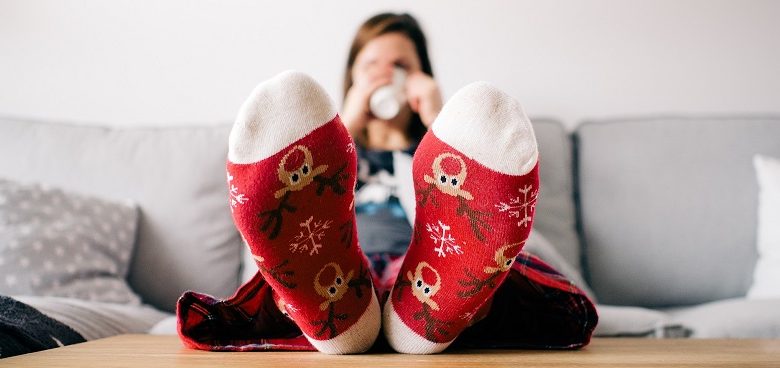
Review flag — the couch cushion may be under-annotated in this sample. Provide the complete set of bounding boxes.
[593,305,691,338]
[577,117,780,307]
[530,119,582,276]
[0,117,242,312]
[664,298,780,338]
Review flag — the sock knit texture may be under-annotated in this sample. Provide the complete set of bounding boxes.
[227,71,380,354]
[383,81,540,354]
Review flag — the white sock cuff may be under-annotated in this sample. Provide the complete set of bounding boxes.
[431,82,538,176]
[228,70,337,164]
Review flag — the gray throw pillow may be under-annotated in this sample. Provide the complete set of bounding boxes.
[0,178,141,304]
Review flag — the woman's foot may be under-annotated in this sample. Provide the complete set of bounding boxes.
[383,81,540,354]
[227,71,380,354]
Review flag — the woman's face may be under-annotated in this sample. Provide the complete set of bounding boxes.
[351,32,421,87]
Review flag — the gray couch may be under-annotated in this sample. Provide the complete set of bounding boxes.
[1,115,779,339]
[537,117,780,338]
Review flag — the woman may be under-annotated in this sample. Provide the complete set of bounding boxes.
[341,13,443,260]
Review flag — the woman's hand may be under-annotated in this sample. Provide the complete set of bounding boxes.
[341,75,392,140]
[405,71,443,128]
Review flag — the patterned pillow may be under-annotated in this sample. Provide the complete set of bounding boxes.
[0,178,141,304]
[747,154,780,299]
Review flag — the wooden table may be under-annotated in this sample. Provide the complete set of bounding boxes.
[3,335,780,367]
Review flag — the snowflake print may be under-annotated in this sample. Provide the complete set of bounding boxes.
[426,220,464,257]
[346,142,356,153]
[289,216,333,256]
[495,184,538,228]
[227,171,248,212]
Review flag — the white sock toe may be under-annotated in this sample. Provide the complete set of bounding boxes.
[228,70,338,164]
[431,82,538,176]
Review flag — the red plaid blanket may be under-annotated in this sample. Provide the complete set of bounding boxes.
[176,251,597,351]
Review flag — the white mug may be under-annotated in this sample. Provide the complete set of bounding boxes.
[369,67,407,120]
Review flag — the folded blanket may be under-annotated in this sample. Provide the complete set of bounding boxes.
[0,295,85,359]
[14,295,170,341]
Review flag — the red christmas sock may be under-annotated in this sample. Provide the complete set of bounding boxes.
[227,71,380,354]
[383,82,540,354]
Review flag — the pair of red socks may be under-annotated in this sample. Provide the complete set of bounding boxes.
[222,71,539,354]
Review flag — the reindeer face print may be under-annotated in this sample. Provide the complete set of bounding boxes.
[484,242,523,273]
[406,261,442,311]
[274,145,328,199]
[417,152,491,241]
[313,262,354,311]
[458,242,524,299]
[424,153,473,200]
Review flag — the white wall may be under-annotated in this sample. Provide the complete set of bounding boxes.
[1,0,778,129]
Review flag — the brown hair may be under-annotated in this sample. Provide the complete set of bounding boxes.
[343,13,433,142]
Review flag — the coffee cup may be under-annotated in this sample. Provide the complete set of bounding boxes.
[369,67,407,120]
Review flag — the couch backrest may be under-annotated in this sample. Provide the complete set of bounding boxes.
[531,119,582,276]
[576,117,780,307]
[0,117,242,312]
